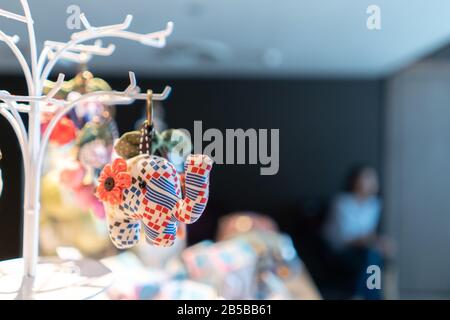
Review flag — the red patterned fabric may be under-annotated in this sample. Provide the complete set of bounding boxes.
[100,154,212,248]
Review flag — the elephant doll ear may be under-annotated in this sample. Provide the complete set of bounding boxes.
[115,128,162,159]
[114,131,141,159]
[158,129,193,172]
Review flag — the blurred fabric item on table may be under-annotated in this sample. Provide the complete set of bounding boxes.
[215,211,321,299]
[182,240,257,299]
[45,210,321,300]
[99,251,171,300]
[97,251,219,300]
[216,211,279,241]
[153,280,219,300]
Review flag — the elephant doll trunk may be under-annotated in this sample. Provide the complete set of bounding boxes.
[174,154,213,224]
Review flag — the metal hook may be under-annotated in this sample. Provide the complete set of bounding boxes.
[146,89,153,126]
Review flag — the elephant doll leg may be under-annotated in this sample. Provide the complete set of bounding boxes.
[105,203,141,249]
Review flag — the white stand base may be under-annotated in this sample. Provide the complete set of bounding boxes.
[0,257,113,300]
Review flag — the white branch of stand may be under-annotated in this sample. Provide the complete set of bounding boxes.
[0,71,171,110]
[0,99,30,178]
[0,73,66,107]
[0,8,29,23]
[44,39,116,64]
[75,13,133,36]
[38,13,173,91]
[0,30,34,92]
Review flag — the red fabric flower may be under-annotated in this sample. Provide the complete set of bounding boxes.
[96,158,131,205]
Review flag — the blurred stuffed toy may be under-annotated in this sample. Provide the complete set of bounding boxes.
[76,119,117,179]
[42,70,118,220]
[59,160,106,219]
[39,71,119,257]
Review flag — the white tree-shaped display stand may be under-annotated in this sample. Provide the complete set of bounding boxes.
[0,1,173,299]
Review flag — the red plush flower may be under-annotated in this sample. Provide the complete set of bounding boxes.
[96,158,131,205]
[41,115,78,146]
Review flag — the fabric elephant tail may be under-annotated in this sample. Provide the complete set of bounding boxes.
[174,154,213,224]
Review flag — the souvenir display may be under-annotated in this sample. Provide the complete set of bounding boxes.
[0,2,322,302]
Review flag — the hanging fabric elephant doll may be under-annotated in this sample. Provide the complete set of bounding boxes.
[96,150,213,249]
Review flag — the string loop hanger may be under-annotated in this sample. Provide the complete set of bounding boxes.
[140,90,155,155]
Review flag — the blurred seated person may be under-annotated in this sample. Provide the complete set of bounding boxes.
[322,165,392,299]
